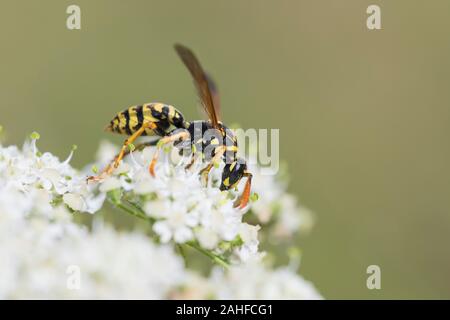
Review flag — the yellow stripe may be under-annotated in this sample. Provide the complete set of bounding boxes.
[168,105,175,119]
[143,104,158,122]
[128,106,138,131]
[152,103,163,113]
[226,146,238,152]
[113,117,120,131]
[118,114,127,134]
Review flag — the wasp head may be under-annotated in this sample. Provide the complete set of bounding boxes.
[220,158,247,191]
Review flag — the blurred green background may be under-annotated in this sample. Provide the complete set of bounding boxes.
[1,0,450,299]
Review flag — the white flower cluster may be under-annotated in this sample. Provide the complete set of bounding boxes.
[0,133,105,215]
[0,134,322,299]
[93,141,260,262]
[176,263,322,300]
[209,263,322,300]
[0,136,184,298]
[0,210,185,299]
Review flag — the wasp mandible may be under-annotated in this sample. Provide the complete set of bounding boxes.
[88,44,253,209]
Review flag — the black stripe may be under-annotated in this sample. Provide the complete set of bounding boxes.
[162,105,170,118]
[135,105,144,130]
[122,110,132,135]
[151,106,162,119]
[113,115,120,132]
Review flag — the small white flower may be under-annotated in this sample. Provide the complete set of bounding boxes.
[196,228,219,250]
[239,223,260,244]
[153,202,198,243]
[63,193,86,211]
[274,195,314,238]
[143,199,170,219]
[99,176,122,193]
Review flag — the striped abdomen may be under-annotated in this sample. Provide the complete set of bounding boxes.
[106,102,189,136]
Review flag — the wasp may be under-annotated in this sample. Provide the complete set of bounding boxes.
[88,44,252,209]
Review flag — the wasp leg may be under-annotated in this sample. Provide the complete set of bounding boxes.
[88,122,157,182]
[98,140,159,175]
[109,140,160,164]
[233,172,253,209]
[184,154,197,170]
[199,146,226,186]
[87,140,158,182]
[131,139,159,151]
[112,123,158,170]
[149,131,190,177]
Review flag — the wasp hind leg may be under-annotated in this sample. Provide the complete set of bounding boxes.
[87,122,157,182]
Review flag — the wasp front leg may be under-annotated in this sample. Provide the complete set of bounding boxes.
[199,145,226,186]
[88,122,157,182]
[233,172,253,209]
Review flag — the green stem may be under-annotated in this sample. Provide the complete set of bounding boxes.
[177,244,188,267]
[125,200,156,222]
[186,241,230,269]
[116,202,149,221]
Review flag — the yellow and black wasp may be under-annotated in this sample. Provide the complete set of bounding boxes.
[88,44,252,208]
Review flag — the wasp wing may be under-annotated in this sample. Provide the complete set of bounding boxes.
[174,44,221,128]
[205,73,221,120]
